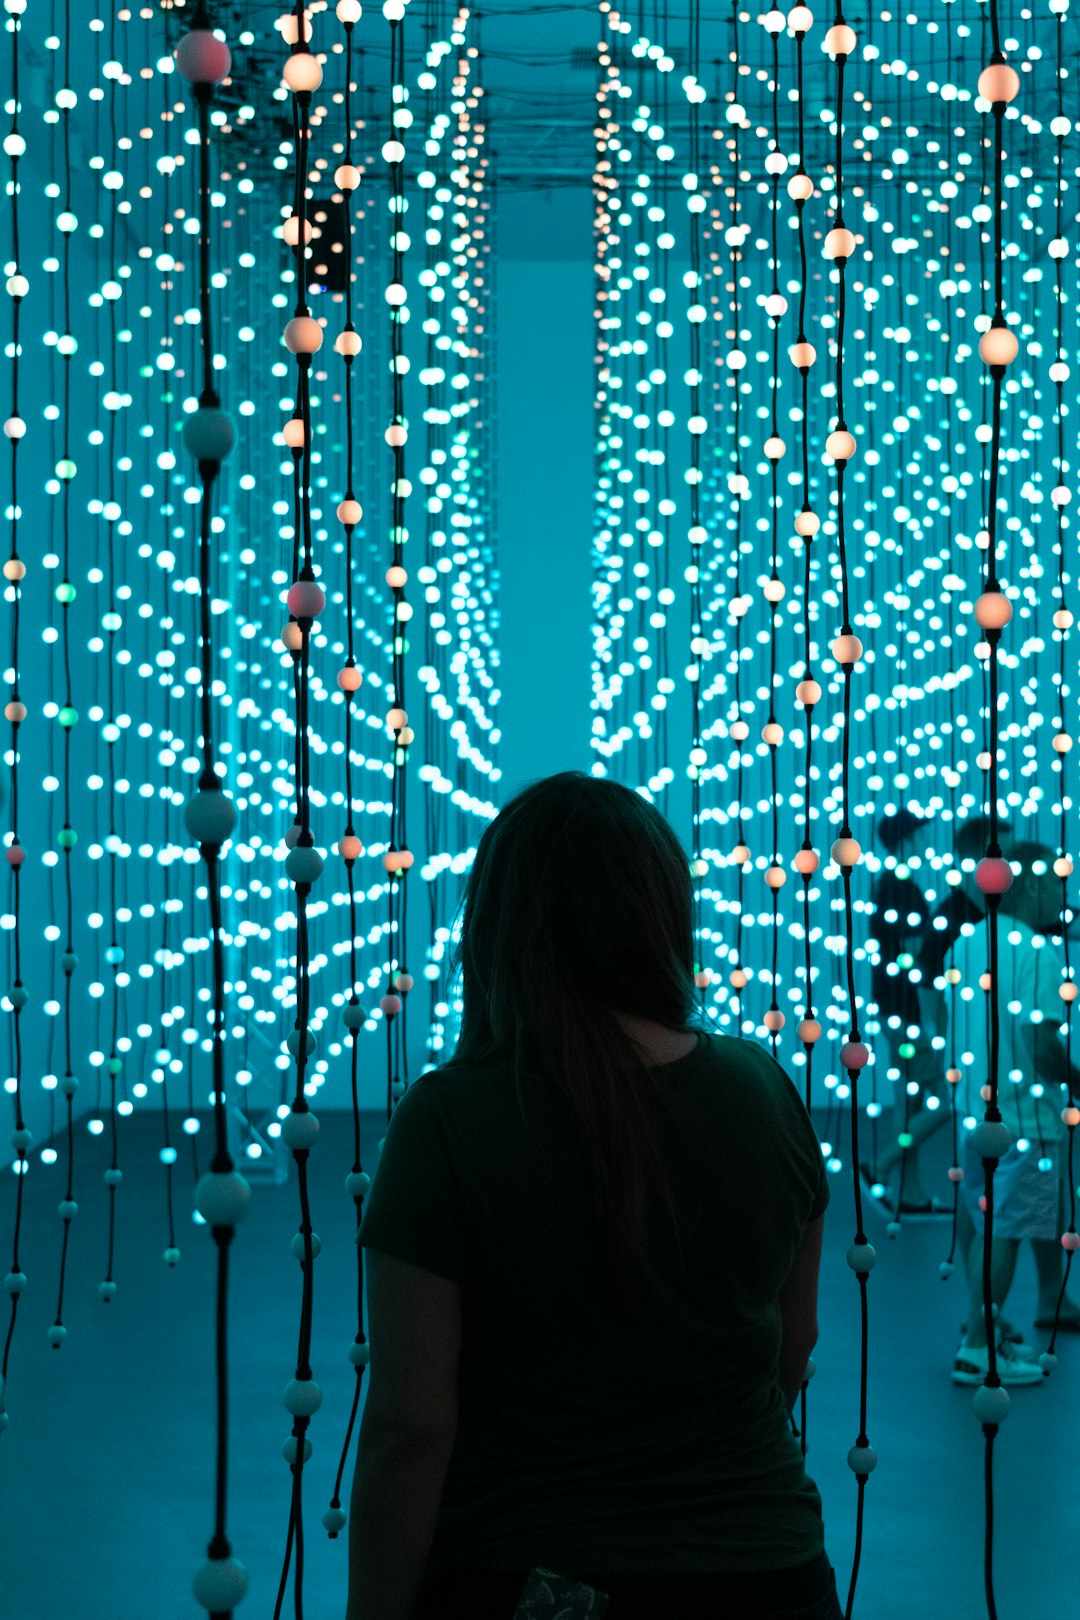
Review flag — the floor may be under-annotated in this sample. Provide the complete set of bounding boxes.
[0,1110,1076,1620]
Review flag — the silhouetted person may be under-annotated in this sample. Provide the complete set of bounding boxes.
[949,843,1080,1387]
[349,772,843,1620]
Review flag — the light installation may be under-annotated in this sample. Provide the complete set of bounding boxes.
[0,1,1076,1618]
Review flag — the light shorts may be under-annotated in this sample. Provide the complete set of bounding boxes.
[960,1133,1061,1241]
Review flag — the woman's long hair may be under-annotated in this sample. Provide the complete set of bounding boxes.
[447,772,706,1311]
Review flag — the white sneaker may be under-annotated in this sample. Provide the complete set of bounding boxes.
[952,1337,1043,1387]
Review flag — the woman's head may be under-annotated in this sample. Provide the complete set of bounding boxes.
[452,771,697,1057]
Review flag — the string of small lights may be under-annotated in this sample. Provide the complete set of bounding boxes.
[0,0,29,1430]
[685,0,707,1006]
[787,0,820,1459]
[761,6,787,1052]
[324,0,372,1550]
[968,16,1024,1619]
[378,0,416,1120]
[1045,0,1080,1364]
[172,10,251,1618]
[819,10,876,1616]
[274,7,329,1614]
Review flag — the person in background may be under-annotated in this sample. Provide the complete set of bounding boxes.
[864,808,943,1214]
[949,842,1080,1387]
[346,772,842,1620]
[866,818,1012,1216]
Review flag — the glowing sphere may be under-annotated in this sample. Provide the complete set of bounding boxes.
[386,565,408,589]
[832,837,862,868]
[387,707,408,730]
[1060,981,1078,1002]
[1063,1232,1080,1252]
[978,324,1019,367]
[335,328,362,358]
[823,22,856,58]
[175,30,232,86]
[282,418,307,450]
[977,61,1020,105]
[975,856,1013,895]
[797,1018,821,1045]
[3,559,25,583]
[338,497,362,526]
[794,508,819,538]
[386,422,408,448]
[283,52,324,94]
[381,992,403,1017]
[339,834,363,863]
[282,216,314,247]
[973,591,1012,630]
[731,843,751,865]
[1054,856,1073,879]
[730,968,748,990]
[793,847,819,876]
[787,171,814,203]
[790,341,816,370]
[337,665,362,692]
[281,621,303,653]
[840,1041,869,1071]
[284,316,323,355]
[796,679,821,708]
[765,864,786,890]
[394,972,415,993]
[824,227,856,262]
[763,577,785,604]
[763,1008,786,1034]
[826,429,856,461]
[832,633,863,666]
[287,579,326,622]
[764,435,786,461]
[337,0,363,19]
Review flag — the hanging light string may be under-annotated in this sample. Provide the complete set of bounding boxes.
[967,17,1024,1620]
[274,7,329,1615]
[787,0,819,1459]
[788,1,819,1109]
[100,0,125,1319]
[325,0,372,1550]
[686,0,708,1006]
[726,2,750,1029]
[819,11,875,1617]
[376,0,415,1120]
[49,0,80,1356]
[0,0,29,1433]
[172,10,251,1619]
[152,15,181,1279]
[1046,0,1080,1358]
[761,6,786,1052]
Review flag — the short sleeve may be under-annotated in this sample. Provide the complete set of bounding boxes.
[357,1078,470,1285]
[745,1040,830,1224]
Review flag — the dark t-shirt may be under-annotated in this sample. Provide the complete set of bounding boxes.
[357,1030,830,1580]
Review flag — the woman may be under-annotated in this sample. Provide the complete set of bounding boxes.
[349,773,840,1620]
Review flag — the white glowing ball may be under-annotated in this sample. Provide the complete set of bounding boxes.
[283,51,324,93]
[284,315,323,355]
[823,22,856,58]
[832,837,862,868]
[978,61,1020,105]
[787,3,813,32]
[832,632,863,665]
[790,340,816,369]
[787,171,814,203]
[382,139,406,165]
[337,0,363,19]
[826,429,856,462]
[824,226,857,262]
[335,328,362,358]
[794,508,820,538]
[282,215,313,247]
[765,151,789,177]
[335,163,361,191]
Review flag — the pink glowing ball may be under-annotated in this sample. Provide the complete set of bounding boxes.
[380,994,402,1018]
[840,1041,869,1071]
[287,580,326,621]
[975,856,1013,895]
[175,30,232,87]
[1062,1231,1080,1252]
[948,1166,965,1183]
[6,845,24,867]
